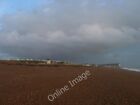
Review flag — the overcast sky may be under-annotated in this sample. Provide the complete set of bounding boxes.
[0,0,140,68]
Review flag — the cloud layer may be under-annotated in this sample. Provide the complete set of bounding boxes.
[0,0,140,67]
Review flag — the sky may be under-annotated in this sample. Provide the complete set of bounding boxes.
[0,0,140,68]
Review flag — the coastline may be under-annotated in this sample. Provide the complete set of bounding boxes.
[121,67,140,72]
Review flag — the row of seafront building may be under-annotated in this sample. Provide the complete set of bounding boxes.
[13,59,72,65]
[5,58,121,68]
[16,59,121,67]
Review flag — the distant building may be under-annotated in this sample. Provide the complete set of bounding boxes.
[56,61,65,64]
[84,64,92,67]
[10,58,71,65]
[46,59,70,65]
[97,63,120,68]
[46,59,56,64]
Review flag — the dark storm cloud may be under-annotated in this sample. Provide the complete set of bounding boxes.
[0,0,140,66]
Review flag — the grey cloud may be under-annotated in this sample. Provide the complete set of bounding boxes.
[0,0,140,67]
